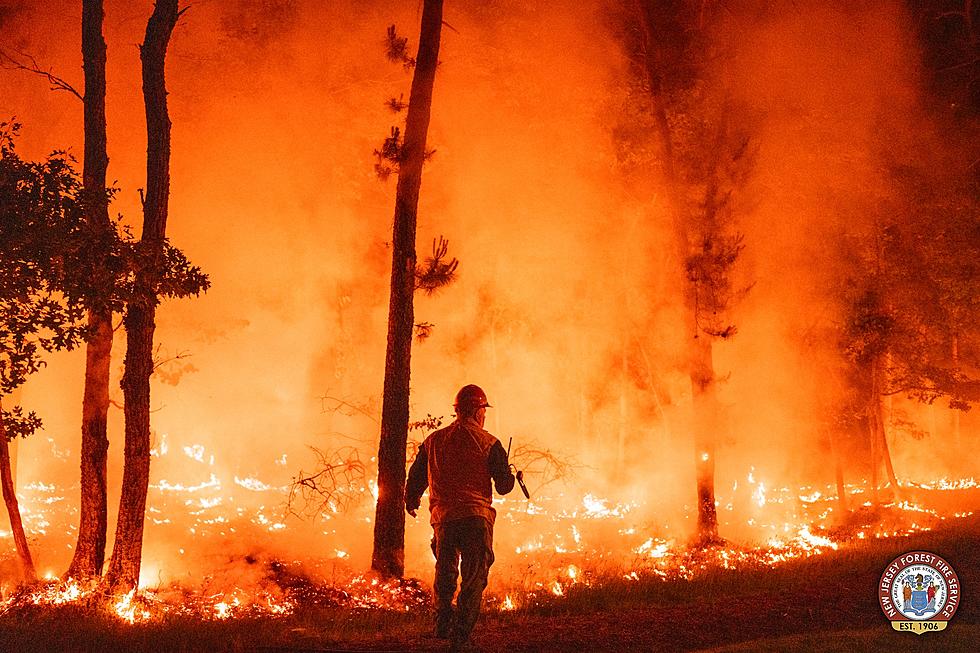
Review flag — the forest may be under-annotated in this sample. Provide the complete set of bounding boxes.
[0,1,978,651]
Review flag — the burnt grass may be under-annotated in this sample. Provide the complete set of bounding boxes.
[1,514,978,653]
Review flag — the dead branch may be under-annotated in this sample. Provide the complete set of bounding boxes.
[0,47,82,101]
[287,445,369,519]
[319,394,378,424]
[511,443,580,493]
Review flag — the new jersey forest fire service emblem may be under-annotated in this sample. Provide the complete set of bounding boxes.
[879,551,961,635]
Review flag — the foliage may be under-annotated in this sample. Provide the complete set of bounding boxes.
[414,236,458,295]
[373,24,438,181]
[0,121,90,438]
[373,126,402,181]
[0,121,209,439]
[413,321,434,342]
[407,413,443,433]
[0,404,43,440]
[384,24,416,69]
[840,163,980,411]
[621,3,757,342]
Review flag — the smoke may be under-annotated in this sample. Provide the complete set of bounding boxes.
[0,0,973,585]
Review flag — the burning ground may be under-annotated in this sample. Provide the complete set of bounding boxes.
[1,460,978,628]
[1,502,979,651]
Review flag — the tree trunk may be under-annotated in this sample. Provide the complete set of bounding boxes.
[68,0,112,580]
[877,397,900,493]
[952,333,961,448]
[868,358,881,504]
[868,354,900,502]
[103,0,178,592]
[633,0,722,545]
[371,0,443,580]
[0,399,37,582]
[691,335,720,544]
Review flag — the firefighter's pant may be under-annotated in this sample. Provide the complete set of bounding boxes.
[431,515,494,639]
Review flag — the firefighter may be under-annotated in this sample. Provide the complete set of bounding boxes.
[405,384,516,651]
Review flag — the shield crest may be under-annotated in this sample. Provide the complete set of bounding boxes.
[906,590,934,616]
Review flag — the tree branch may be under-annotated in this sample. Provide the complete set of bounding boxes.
[0,48,83,102]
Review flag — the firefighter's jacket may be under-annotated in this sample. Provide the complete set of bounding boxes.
[405,416,515,526]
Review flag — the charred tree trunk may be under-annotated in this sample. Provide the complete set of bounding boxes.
[68,0,112,580]
[371,0,443,579]
[0,399,37,582]
[691,335,720,543]
[103,0,178,592]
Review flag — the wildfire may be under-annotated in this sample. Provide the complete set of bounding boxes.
[114,590,153,624]
[1,451,976,626]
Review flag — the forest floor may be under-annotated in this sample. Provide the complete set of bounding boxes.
[0,507,978,652]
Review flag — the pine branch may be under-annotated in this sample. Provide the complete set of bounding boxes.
[415,236,458,295]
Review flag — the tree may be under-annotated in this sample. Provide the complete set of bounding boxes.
[0,123,89,582]
[372,0,445,579]
[68,0,114,580]
[103,0,206,592]
[840,164,980,501]
[630,0,753,545]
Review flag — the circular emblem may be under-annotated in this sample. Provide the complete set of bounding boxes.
[879,550,961,635]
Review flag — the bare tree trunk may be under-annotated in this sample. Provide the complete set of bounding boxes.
[371,0,443,579]
[0,399,37,582]
[103,0,179,592]
[68,0,112,580]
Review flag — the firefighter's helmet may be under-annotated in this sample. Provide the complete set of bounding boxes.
[454,384,492,411]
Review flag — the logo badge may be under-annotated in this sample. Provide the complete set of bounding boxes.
[879,550,961,634]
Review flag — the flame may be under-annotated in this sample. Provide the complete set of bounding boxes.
[114,590,153,624]
[3,457,974,624]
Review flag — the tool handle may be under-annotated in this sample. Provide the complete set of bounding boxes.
[517,471,530,499]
